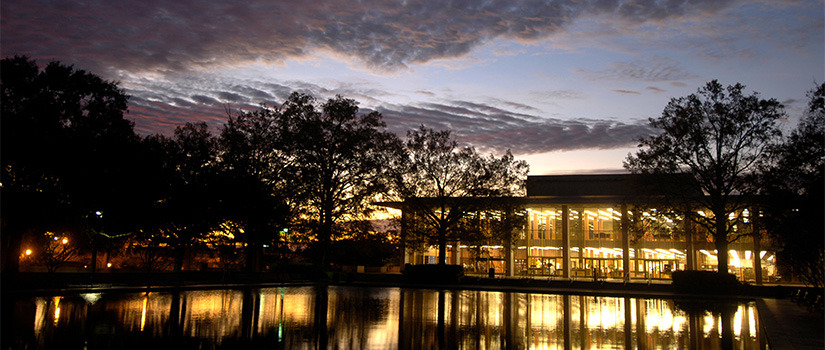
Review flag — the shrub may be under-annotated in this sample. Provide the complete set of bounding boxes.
[672,270,739,295]
[403,264,464,284]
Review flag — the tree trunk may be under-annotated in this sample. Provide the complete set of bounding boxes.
[437,227,447,265]
[174,243,185,273]
[715,218,729,274]
[2,230,22,274]
[246,217,263,274]
[318,207,333,268]
[90,246,98,274]
[246,242,261,273]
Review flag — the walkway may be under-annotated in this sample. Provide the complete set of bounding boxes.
[757,298,824,349]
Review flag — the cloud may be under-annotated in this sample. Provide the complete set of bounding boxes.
[530,89,585,100]
[191,95,221,105]
[611,89,641,95]
[1,0,741,75]
[576,56,696,82]
[120,71,655,153]
[375,100,657,155]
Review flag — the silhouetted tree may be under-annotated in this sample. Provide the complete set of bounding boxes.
[219,106,294,272]
[391,126,528,265]
[141,123,224,272]
[125,228,173,273]
[761,83,824,288]
[1,56,137,274]
[28,232,81,273]
[624,80,784,275]
[455,202,526,271]
[280,93,399,266]
[169,123,224,271]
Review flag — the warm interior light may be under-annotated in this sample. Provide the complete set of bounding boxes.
[730,250,740,268]
[107,263,112,268]
[744,251,752,260]
[25,249,32,256]
[61,238,68,244]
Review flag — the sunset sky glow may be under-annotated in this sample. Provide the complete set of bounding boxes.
[2,0,822,174]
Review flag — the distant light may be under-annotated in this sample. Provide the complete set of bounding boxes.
[95,211,102,216]
[107,263,112,268]
[25,249,32,256]
[61,238,68,244]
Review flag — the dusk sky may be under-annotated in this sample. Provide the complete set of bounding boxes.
[2,0,823,174]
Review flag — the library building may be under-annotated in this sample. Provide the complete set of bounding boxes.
[397,174,778,284]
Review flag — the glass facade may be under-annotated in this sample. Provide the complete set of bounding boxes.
[411,203,779,283]
[405,175,780,284]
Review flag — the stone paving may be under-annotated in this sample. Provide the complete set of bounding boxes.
[757,297,824,349]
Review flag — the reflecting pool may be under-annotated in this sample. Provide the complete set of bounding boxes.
[2,285,766,349]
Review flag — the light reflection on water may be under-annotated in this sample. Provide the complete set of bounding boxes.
[6,286,765,349]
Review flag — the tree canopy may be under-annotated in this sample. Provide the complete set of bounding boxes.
[760,83,824,287]
[391,126,528,265]
[624,80,785,275]
[1,56,140,273]
[279,93,399,265]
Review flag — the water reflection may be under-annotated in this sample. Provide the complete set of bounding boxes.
[5,286,766,349]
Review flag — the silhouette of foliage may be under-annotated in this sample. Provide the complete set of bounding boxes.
[219,105,294,272]
[391,126,528,265]
[280,93,400,266]
[760,83,824,288]
[27,232,81,273]
[1,56,138,273]
[625,80,784,274]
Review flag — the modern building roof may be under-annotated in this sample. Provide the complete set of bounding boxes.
[376,173,703,208]
[527,173,700,200]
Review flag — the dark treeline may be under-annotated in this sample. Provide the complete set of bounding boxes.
[1,56,528,275]
[2,57,821,289]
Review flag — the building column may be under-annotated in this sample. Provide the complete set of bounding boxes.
[753,208,763,285]
[621,204,630,282]
[562,205,571,279]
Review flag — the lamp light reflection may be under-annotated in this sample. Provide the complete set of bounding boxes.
[53,297,61,325]
[140,294,148,331]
